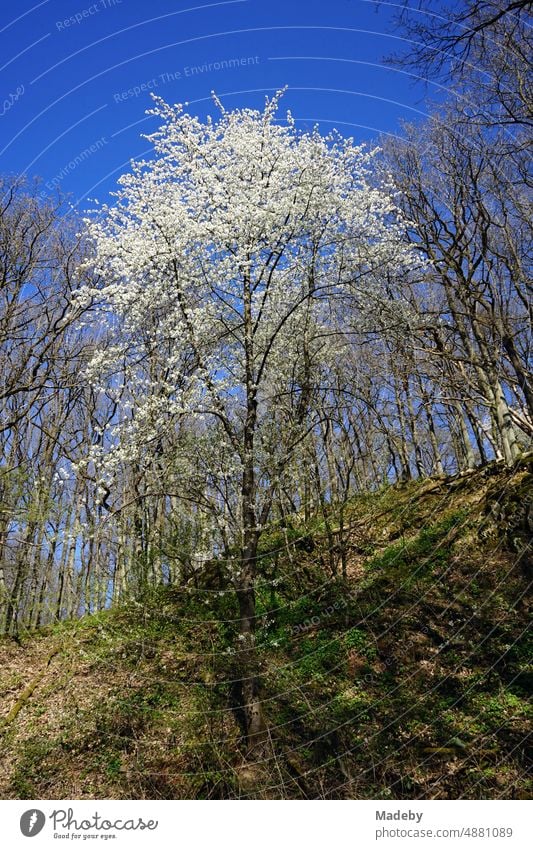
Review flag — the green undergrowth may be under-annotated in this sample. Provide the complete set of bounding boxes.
[1,457,531,799]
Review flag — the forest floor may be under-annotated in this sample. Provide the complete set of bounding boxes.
[1,456,531,799]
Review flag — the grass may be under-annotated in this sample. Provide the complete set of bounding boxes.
[0,457,531,799]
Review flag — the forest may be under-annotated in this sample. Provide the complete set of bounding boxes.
[0,0,531,800]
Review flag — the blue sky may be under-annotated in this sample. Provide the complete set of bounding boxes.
[0,0,444,207]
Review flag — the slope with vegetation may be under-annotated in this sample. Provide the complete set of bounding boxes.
[1,456,530,800]
[0,0,531,805]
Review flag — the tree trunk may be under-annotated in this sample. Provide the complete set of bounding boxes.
[235,557,267,755]
[235,409,268,755]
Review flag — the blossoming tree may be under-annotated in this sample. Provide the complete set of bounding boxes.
[82,91,416,751]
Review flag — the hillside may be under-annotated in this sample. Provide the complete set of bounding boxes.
[1,457,531,800]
